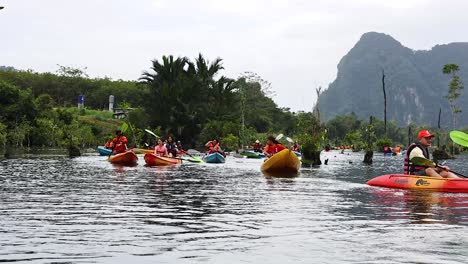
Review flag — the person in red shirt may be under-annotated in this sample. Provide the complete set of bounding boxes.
[263,135,286,158]
[111,130,128,154]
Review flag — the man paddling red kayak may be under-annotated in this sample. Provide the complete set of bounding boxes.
[404,130,459,178]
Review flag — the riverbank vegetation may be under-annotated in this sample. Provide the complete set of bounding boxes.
[1,55,467,158]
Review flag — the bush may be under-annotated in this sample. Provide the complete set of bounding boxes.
[375,138,393,152]
[221,133,239,151]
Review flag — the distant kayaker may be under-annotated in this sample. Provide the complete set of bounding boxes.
[154,138,169,156]
[104,137,114,149]
[176,140,184,154]
[291,142,300,152]
[404,130,458,178]
[111,130,128,154]
[264,136,286,158]
[253,140,263,153]
[165,136,178,157]
[206,139,226,157]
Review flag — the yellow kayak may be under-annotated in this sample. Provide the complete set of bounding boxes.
[261,149,301,174]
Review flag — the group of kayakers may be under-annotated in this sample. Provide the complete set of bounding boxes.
[104,129,301,160]
[153,136,183,157]
[104,128,458,179]
[104,130,184,157]
[104,129,128,154]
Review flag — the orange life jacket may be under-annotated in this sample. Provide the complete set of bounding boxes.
[112,136,128,153]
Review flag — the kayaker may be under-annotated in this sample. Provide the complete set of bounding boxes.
[404,130,458,178]
[176,140,185,155]
[205,139,226,157]
[291,142,300,152]
[111,130,128,154]
[104,137,114,149]
[154,138,169,156]
[263,136,286,158]
[252,140,263,153]
[165,136,178,157]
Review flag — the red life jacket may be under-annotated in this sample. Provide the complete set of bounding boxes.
[112,136,128,153]
[403,143,430,175]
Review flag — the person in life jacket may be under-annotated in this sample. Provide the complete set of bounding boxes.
[263,135,286,158]
[404,130,458,178]
[252,140,263,153]
[154,138,169,156]
[383,146,392,153]
[111,130,128,154]
[291,142,300,152]
[165,136,178,157]
[104,137,114,149]
[176,140,185,155]
[205,139,226,156]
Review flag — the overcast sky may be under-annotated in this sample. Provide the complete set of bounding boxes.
[1,0,468,111]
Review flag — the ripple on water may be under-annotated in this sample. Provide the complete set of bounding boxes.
[0,151,468,263]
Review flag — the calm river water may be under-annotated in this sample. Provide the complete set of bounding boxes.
[1,150,468,263]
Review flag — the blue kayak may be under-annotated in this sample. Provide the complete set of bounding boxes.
[203,152,226,163]
[240,150,265,159]
[294,151,302,157]
[98,146,112,156]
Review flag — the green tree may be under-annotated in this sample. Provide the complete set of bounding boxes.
[443,64,464,129]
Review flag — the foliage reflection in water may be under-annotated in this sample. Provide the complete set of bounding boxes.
[0,150,467,263]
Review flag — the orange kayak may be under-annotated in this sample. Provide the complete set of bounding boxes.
[108,151,138,165]
[144,153,182,166]
[367,174,468,193]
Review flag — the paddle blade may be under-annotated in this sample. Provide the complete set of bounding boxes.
[450,130,468,147]
[121,122,129,133]
[411,157,435,168]
[144,129,159,138]
[286,137,294,143]
[275,133,284,141]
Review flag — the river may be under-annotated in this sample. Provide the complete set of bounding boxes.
[1,150,467,263]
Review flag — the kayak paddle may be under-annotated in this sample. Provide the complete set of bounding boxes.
[275,134,284,141]
[181,150,204,163]
[450,130,468,147]
[144,129,159,138]
[411,157,467,178]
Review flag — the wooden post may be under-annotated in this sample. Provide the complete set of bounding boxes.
[382,70,387,137]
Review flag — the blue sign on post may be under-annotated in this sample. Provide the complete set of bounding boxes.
[78,95,84,104]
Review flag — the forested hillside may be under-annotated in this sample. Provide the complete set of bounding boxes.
[319,32,468,127]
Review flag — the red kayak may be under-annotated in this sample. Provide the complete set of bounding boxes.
[367,174,468,193]
[144,153,182,166]
[108,151,138,165]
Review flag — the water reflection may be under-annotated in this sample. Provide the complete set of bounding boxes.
[0,151,467,263]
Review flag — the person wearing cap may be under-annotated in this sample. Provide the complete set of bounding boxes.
[111,129,128,154]
[404,130,458,178]
[252,140,263,153]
